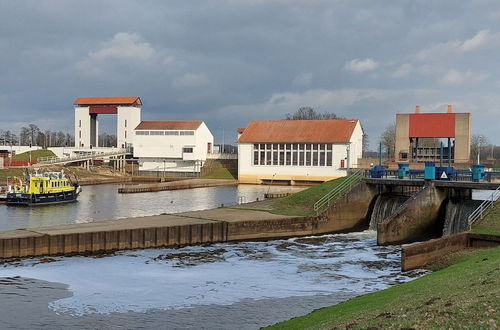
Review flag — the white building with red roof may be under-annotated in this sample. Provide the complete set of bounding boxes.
[74,97,142,149]
[237,119,363,184]
[133,120,214,173]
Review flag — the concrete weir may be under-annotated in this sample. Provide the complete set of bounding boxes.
[377,183,447,245]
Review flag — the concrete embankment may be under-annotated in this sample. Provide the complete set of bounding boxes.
[78,176,182,186]
[0,209,305,258]
[118,179,238,193]
[0,180,381,259]
[401,233,500,271]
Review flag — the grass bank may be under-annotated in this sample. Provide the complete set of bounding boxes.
[201,168,237,180]
[268,246,500,329]
[471,201,500,236]
[0,168,25,182]
[11,149,55,161]
[270,176,354,216]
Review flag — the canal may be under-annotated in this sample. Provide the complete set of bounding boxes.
[0,184,304,231]
[0,231,426,329]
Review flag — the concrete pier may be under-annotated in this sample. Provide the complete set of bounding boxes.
[118,179,238,193]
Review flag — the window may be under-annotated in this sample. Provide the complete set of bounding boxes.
[180,131,195,136]
[183,147,193,153]
[125,120,127,128]
[250,142,333,167]
[136,131,149,135]
[79,120,81,128]
[125,131,127,139]
[150,131,164,135]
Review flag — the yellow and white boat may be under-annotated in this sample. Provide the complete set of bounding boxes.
[6,171,81,206]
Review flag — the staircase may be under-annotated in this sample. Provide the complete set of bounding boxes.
[467,186,500,229]
[313,169,364,216]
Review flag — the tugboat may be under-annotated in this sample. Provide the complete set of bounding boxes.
[6,170,81,206]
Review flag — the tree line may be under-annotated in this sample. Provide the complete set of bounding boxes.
[0,124,74,147]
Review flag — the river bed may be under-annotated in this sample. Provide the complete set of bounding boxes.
[0,231,426,329]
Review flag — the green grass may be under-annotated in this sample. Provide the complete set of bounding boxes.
[471,201,500,236]
[270,176,355,217]
[11,149,55,161]
[0,168,26,182]
[201,167,237,180]
[267,247,500,330]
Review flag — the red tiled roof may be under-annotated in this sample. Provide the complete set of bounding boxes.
[135,121,203,130]
[74,97,142,106]
[238,120,359,143]
[237,127,246,134]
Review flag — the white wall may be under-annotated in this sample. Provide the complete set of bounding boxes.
[348,121,364,167]
[8,146,43,154]
[133,122,214,172]
[74,107,91,148]
[117,106,141,148]
[133,122,213,161]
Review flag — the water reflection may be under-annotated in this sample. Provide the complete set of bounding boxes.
[0,184,303,231]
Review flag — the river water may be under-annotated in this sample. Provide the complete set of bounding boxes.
[0,231,425,329]
[0,184,304,231]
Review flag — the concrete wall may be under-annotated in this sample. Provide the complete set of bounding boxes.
[454,113,471,163]
[402,233,500,271]
[319,181,379,232]
[117,106,142,148]
[75,107,92,148]
[0,222,228,259]
[395,113,410,161]
[377,184,447,245]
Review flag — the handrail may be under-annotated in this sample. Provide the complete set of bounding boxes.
[37,149,129,164]
[313,169,364,216]
[468,185,500,229]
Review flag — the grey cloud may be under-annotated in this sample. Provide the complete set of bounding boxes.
[1,0,500,146]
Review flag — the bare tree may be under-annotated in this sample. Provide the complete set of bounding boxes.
[471,134,489,162]
[27,124,40,145]
[380,123,396,158]
[20,127,30,145]
[285,107,340,120]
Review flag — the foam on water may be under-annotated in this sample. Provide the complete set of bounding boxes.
[0,231,424,316]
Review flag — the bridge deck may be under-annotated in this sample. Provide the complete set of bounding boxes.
[363,178,500,190]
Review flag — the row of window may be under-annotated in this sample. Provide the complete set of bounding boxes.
[35,181,70,189]
[136,130,195,136]
[50,181,70,188]
[252,143,334,166]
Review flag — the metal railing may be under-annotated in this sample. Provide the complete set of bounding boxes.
[37,149,129,165]
[468,185,500,229]
[313,169,364,216]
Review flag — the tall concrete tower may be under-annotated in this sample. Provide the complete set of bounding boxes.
[74,97,142,148]
[395,105,471,163]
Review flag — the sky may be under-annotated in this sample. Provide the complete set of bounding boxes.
[1,0,500,148]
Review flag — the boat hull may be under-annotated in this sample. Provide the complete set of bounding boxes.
[6,191,79,206]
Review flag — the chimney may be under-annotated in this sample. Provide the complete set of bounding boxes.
[447,104,453,113]
[415,105,421,114]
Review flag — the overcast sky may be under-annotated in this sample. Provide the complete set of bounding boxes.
[1,0,500,147]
